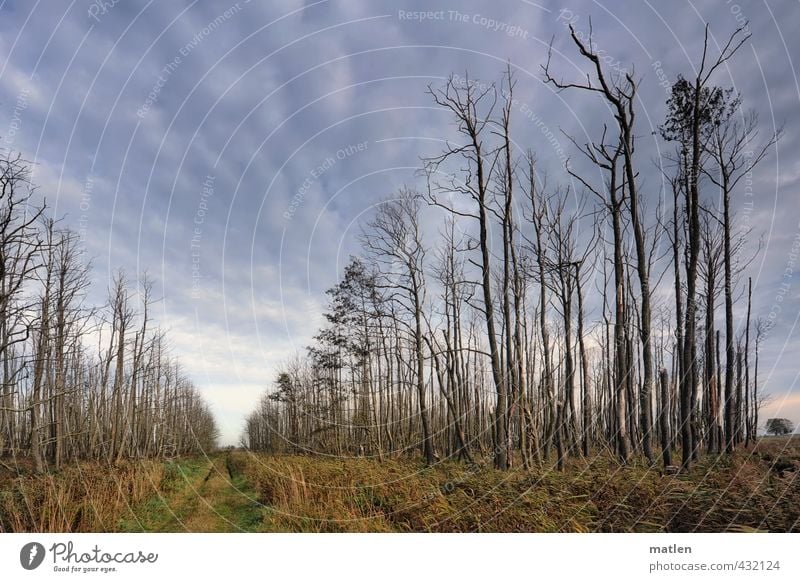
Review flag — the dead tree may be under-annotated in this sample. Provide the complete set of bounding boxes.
[543,21,655,463]
[425,75,509,469]
[361,188,435,465]
[659,368,672,468]
[524,154,557,460]
[0,153,45,457]
[553,122,630,463]
[660,23,751,468]
[704,99,780,451]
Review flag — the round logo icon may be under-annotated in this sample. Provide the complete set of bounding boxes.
[20,542,46,570]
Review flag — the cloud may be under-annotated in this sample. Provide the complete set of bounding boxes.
[1,0,798,445]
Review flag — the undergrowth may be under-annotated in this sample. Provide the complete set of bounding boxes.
[1,437,796,532]
[233,437,800,532]
[0,460,165,532]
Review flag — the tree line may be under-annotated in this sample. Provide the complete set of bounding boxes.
[244,24,780,471]
[0,153,218,473]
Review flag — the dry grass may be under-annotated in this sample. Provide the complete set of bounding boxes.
[0,459,166,532]
[232,437,800,532]
[1,437,796,533]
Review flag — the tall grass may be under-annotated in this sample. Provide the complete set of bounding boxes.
[232,439,800,532]
[0,460,166,532]
[1,438,796,533]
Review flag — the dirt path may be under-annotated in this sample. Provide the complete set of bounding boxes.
[120,455,264,532]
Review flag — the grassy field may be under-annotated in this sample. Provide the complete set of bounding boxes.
[1,437,798,532]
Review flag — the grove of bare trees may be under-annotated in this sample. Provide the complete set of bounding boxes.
[0,153,218,473]
[244,24,780,472]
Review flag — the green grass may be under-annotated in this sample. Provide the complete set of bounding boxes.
[119,454,266,532]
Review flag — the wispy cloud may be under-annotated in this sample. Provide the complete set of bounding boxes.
[1,0,798,444]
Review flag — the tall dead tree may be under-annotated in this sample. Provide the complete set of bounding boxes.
[699,212,724,454]
[543,21,655,463]
[425,75,509,469]
[660,24,751,466]
[555,123,629,463]
[362,189,435,465]
[525,154,557,460]
[704,100,780,451]
[0,154,45,457]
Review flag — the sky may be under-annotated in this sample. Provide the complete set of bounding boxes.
[0,0,798,446]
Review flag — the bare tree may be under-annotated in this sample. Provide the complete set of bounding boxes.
[543,20,656,463]
[361,188,435,465]
[0,153,45,458]
[704,100,780,451]
[425,74,509,469]
[660,23,751,467]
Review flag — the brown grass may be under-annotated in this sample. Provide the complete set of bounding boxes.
[0,459,166,532]
[232,437,800,532]
[1,437,797,533]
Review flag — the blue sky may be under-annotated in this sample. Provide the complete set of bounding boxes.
[1,0,798,445]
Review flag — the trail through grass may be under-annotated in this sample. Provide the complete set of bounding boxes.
[119,454,264,532]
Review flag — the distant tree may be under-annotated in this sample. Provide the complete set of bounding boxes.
[765,418,795,436]
[269,372,299,451]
